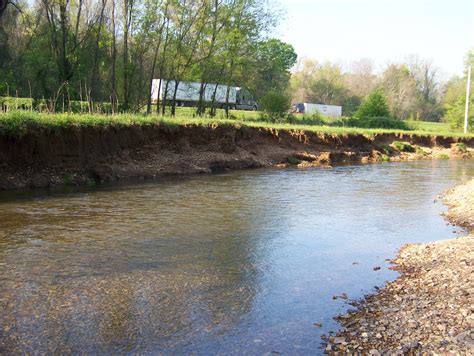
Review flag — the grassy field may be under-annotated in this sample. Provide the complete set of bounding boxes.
[405,120,453,133]
[0,109,472,138]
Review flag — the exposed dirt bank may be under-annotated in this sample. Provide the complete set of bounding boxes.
[325,179,474,354]
[0,124,473,190]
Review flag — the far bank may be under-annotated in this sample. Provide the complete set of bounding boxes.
[0,112,473,190]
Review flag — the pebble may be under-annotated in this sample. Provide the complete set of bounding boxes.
[323,179,474,353]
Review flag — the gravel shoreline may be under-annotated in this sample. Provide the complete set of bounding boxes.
[325,179,474,354]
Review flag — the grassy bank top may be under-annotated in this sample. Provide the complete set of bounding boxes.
[1,110,473,139]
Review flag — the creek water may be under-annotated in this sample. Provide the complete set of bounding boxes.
[1,160,473,354]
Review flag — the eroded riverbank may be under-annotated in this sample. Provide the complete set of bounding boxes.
[326,179,474,354]
[1,123,473,190]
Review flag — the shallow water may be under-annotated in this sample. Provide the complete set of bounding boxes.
[1,160,473,354]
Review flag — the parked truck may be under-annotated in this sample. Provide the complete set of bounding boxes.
[293,103,342,118]
[151,79,258,110]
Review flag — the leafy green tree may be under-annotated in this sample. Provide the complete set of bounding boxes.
[443,50,473,130]
[355,90,390,118]
[307,62,347,105]
[381,64,417,120]
[341,95,362,116]
[253,39,297,97]
[406,57,443,121]
[445,95,473,130]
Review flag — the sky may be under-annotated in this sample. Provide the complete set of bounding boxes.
[276,0,474,77]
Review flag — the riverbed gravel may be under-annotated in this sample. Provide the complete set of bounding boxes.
[324,179,474,354]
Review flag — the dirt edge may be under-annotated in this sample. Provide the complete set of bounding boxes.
[0,123,473,190]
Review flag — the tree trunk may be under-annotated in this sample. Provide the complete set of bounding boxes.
[171,80,180,116]
[161,80,169,115]
[196,82,207,116]
[111,0,118,112]
[90,0,107,100]
[122,0,132,110]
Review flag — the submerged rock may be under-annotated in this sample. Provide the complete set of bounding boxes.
[30,174,50,188]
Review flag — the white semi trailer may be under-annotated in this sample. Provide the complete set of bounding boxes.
[294,103,342,118]
[151,79,258,110]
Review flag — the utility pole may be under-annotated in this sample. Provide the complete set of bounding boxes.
[464,65,471,134]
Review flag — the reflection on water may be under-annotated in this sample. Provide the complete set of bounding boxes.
[1,160,473,354]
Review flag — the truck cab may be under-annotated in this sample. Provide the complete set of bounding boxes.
[236,88,258,111]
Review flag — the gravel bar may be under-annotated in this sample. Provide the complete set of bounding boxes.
[324,179,474,354]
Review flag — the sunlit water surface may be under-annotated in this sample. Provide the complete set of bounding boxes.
[1,160,473,354]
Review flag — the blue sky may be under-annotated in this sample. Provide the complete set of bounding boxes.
[276,0,473,76]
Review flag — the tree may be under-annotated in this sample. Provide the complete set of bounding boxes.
[0,0,282,113]
[307,62,347,105]
[253,38,297,97]
[290,57,318,103]
[444,50,474,130]
[0,0,20,18]
[345,58,377,99]
[445,95,473,130]
[406,56,443,121]
[381,64,418,120]
[355,90,390,118]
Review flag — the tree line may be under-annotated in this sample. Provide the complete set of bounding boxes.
[0,0,296,115]
[0,0,471,129]
[290,52,473,128]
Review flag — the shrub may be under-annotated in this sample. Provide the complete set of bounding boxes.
[392,141,415,152]
[287,111,330,126]
[331,116,411,130]
[438,153,450,160]
[355,91,390,118]
[259,90,291,122]
[357,116,410,130]
[331,117,359,127]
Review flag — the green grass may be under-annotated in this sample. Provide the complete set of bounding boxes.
[1,110,473,138]
[406,120,452,133]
